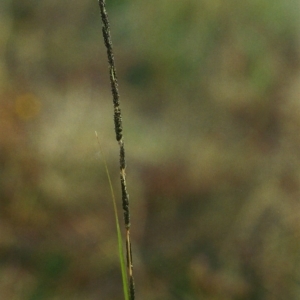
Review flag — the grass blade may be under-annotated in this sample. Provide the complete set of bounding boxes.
[95,131,129,300]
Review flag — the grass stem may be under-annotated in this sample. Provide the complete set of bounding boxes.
[98,1,135,299]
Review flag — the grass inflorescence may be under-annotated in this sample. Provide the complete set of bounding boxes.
[98,1,135,299]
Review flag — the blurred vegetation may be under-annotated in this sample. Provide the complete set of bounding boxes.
[1,0,300,299]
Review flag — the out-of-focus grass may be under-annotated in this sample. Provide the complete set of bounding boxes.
[1,0,300,299]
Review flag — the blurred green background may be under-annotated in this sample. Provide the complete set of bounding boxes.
[1,0,300,299]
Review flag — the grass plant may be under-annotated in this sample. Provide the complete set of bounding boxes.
[98,1,135,299]
[95,132,129,300]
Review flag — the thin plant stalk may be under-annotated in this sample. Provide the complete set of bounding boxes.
[95,132,129,300]
[98,1,135,299]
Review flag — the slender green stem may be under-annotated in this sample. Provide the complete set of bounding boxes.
[95,132,129,300]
